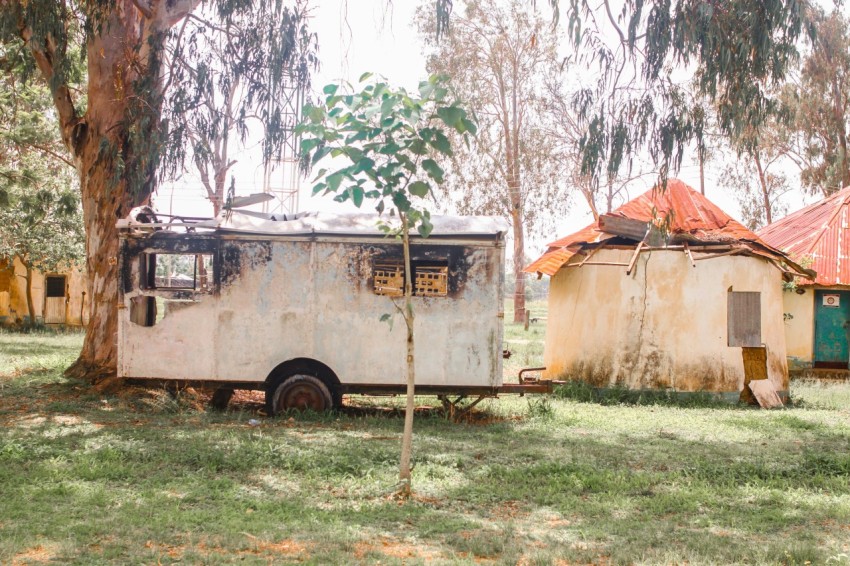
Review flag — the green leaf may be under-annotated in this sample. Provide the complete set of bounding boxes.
[417,217,434,238]
[300,137,320,154]
[428,131,452,155]
[308,106,325,123]
[327,172,344,192]
[392,191,411,212]
[323,84,339,95]
[460,118,478,135]
[409,139,428,155]
[359,72,374,82]
[351,186,364,208]
[311,146,331,166]
[421,159,445,183]
[409,181,430,198]
[376,200,385,214]
[353,157,376,174]
[437,106,464,126]
[381,96,396,119]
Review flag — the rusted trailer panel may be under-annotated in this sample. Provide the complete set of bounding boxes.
[117,210,509,411]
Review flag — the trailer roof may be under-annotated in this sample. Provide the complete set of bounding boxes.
[119,209,510,239]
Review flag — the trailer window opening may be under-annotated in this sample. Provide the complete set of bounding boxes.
[372,259,448,297]
[143,253,213,292]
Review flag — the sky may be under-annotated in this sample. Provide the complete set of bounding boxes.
[152,0,828,260]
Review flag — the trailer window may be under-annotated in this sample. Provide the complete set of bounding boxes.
[373,260,448,297]
[144,254,213,292]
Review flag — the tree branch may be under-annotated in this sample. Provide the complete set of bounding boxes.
[131,0,153,19]
[19,27,80,155]
[165,0,205,27]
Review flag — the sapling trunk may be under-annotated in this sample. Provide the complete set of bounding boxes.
[398,213,416,496]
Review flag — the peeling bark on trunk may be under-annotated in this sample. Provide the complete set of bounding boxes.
[398,214,416,497]
[511,209,526,324]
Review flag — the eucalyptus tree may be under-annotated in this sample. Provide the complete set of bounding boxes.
[417,0,568,324]
[296,75,474,496]
[561,0,812,190]
[1,1,314,381]
[167,2,316,215]
[786,8,850,196]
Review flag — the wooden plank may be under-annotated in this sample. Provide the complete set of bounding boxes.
[578,244,604,266]
[44,297,66,324]
[749,379,784,409]
[693,248,748,261]
[565,261,630,267]
[684,242,695,267]
[728,291,761,347]
[598,214,649,240]
[626,242,645,275]
[740,346,767,405]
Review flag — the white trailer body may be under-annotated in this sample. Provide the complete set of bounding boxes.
[117,210,509,411]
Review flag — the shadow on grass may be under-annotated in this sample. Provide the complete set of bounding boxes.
[2,362,849,565]
[553,379,748,409]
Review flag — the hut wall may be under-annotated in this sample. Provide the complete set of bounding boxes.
[543,248,788,394]
[782,287,815,369]
[0,258,88,326]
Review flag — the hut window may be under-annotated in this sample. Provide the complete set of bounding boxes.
[728,291,761,347]
[143,253,213,292]
[45,276,66,298]
[373,260,448,297]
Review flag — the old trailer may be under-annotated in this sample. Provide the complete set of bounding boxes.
[117,208,547,414]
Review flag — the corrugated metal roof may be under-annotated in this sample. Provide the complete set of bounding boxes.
[526,179,801,276]
[758,187,850,286]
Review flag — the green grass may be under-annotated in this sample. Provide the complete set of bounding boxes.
[2,328,850,564]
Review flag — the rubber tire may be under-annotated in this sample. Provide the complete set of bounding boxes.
[209,388,234,411]
[267,374,333,415]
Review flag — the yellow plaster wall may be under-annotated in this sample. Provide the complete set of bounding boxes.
[544,248,789,393]
[782,287,815,369]
[0,258,88,325]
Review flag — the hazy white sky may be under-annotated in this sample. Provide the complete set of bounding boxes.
[154,0,824,258]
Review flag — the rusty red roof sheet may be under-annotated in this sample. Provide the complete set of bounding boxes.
[526,179,803,277]
[758,187,850,286]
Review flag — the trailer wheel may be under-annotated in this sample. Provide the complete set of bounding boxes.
[268,374,333,415]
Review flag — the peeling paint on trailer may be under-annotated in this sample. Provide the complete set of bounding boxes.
[117,232,505,390]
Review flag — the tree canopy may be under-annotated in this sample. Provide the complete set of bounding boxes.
[1,0,315,379]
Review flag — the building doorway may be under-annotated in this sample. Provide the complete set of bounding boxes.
[814,290,850,369]
[43,275,67,324]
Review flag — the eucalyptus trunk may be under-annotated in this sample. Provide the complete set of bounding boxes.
[25,4,181,381]
[510,209,526,324]
[24,263,35,327]
[753,151,773,226]
[398,214,416,496]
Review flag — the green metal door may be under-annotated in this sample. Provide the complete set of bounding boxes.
[814,290,850,368]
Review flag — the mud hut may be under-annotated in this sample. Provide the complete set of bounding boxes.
[0,257,88,326]
[525,179,810,400]
[759,187,850,373]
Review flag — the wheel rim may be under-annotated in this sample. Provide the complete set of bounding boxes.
[275,376,330,412]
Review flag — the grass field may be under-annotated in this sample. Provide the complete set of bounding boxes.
[1,328,850,565]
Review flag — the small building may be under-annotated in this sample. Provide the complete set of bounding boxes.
[758,187,850,372]
[0,257,88,326]
[525,179,809,400]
